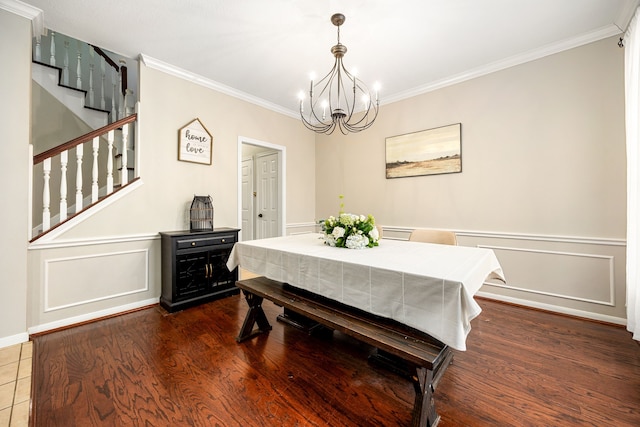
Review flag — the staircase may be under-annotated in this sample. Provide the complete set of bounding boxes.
[30,30,139,242]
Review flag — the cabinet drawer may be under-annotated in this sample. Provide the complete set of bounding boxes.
[176,233,237,249]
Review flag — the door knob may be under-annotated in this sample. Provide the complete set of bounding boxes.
[258,213,263,217]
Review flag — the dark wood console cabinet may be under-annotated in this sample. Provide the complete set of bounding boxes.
[160,228,240,313]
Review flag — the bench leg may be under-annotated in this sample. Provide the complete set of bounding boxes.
[411,366,439,427]
[236,290,272,343]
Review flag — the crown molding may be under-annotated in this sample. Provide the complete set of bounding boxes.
[136,22,624,119]
[0,0,44,36]
[139,54,299,119]
[383,24,623,106]
[90,20,631,119]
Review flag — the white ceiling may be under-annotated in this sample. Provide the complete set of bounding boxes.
[15,0,640,116]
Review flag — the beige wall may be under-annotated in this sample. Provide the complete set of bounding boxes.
[31,81,94,154]
[316,37,627,321]
[0,10,31,346]
[27,61,316,330]
[58,63,316,237]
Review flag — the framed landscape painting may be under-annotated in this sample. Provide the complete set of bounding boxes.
[385,123,461,178]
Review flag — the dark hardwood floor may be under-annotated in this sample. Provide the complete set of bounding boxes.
[31,294,640,426]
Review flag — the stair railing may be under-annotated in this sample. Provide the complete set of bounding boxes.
[33,31,130,123]
[31,114,138,241]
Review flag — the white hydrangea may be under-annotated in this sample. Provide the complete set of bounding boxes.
[369,227,379,242]
[345,234,369,249]
[332,226,345,238]
[324,234,336,247]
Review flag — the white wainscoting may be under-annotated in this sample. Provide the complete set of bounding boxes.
[478,245,615,306]
[334,225,627,324]
[286,222,317,235]
[28,233,161,334]
[44,249,149,312]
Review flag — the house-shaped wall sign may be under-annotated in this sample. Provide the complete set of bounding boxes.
[178,118,213,165]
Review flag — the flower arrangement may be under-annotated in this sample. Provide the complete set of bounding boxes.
[321,196,380,250]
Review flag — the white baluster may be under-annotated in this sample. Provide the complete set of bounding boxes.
[42,158,51,231]
[100,57,106,110]
[91,137,99,203]
[63,41,69,86]
[111,68,117,122]
[89,64,95,108]
[120,124,129,185]
[106,130,114,193]
[49,32,56,66]
[35,35,41,62]
[75,144,83,213]
[59,150,68,221]
[76,51,82,89]
[123,89,130,116]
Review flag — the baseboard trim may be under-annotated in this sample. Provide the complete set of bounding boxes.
[476,290,626,326]
[28,297,159,336]
[0,332,30,350]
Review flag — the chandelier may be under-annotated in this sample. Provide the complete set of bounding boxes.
[299,13,379,135]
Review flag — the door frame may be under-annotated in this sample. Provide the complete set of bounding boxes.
[237,136,286,241]
[241,156,254,241]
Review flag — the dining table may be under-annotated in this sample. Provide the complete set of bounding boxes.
[226,232,505,351]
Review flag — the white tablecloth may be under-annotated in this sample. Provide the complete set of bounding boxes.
[227,233,505,351]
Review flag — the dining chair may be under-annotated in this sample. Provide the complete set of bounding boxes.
[408,229,457,245]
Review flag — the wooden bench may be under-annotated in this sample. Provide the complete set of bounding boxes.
[235,276,453,427]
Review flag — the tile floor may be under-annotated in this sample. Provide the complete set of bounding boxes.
[0,342,31,427]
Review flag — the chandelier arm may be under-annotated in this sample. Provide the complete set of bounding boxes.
[343,106,379,133]
[350,82,379,128]
[350,106,379,131]
[341,67,358,121]
[342,97,379,131]
[309,59,340,125]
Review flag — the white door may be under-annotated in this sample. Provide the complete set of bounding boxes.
[255,151,279,239]
[241,157,254,241]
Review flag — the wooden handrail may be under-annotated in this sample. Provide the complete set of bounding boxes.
[33,114,137,165]
[91,45,128,96]
[89,45,119,72]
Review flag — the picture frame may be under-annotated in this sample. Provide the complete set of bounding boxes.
[385,123,461,179]
[178,118,213,165]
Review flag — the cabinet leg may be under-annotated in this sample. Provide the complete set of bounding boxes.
[236,290,272,342]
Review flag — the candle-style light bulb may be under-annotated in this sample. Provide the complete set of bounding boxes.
[362,94,370,109]
[309,72,316,98]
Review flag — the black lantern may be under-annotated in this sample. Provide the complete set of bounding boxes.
[190,195,214,231]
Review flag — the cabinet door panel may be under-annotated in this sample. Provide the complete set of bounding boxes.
[176,252,208,299]
[208,248,235,287]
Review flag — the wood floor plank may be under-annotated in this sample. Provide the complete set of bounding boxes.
[32,295,640,426]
